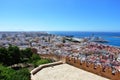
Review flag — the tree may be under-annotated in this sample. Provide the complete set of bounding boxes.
[8,45,21,65]
[20,48,33,62]
[24,48,32,59]
[0,47,8,65]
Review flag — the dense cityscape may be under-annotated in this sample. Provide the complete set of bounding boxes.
[0,32,120,80]
[1,32,120,72]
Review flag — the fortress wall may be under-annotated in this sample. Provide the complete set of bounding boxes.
[39,54,66,63]
[30,61,63,80]
[66,56,120,80]
[38,54,120,80]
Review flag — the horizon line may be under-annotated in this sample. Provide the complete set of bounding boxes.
[0,31,119,33]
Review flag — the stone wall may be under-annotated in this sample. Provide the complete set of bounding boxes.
[37,54,120,80]
[66,57,120,80]
[39,54,66,63]
[30,61,63,80]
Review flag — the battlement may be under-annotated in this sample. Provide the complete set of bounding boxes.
[39,54,120,80]
[66,56,120,80]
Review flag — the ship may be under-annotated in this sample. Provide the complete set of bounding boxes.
[89,34,108,43]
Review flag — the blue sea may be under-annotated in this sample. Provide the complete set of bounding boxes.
[48,31,120,47]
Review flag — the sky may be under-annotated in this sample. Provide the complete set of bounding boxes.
[0,0,120,32]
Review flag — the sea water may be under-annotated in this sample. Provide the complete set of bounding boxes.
[48,31,120,47]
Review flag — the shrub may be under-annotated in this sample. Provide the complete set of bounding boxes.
[35,59,52,67]
[11,68,30,80]
[0,65,30,80]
